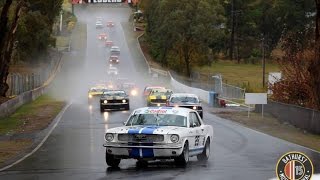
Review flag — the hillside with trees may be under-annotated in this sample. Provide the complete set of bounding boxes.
[140,0,320,110]
[0,0,64,97]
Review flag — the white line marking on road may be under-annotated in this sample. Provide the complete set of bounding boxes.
[0,102,72,172]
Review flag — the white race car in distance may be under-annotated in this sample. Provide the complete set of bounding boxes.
[103,107,213,167]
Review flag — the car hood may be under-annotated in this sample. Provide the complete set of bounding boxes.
[101,96,126,100]
[107,126,186,135]
[169,102,200,106]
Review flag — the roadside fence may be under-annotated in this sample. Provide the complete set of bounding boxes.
[6,51,62,97]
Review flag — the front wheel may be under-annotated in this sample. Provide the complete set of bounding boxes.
[106,150,121,167]
[197,138,210,161]
[174,142,189,166]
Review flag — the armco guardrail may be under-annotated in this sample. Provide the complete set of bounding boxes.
[0,53,63,118]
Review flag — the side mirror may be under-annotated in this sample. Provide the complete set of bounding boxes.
[199,100,202,103]
[123,122,126,125]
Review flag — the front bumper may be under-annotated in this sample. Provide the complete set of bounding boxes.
[149,102,166,106]
[100,103,128,110]
[103,143,183,159]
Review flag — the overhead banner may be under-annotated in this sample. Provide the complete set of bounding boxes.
[87,0,125,3]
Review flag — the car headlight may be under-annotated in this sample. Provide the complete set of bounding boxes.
[88,94,93,98]
[130,89,137,96]
[104,100,108,104]
[122,99,126,103]
[105,133,114,142]
[116,60,119,62]
[193,106,197,110]
[174,104,179,108]
[157,103,161,106]
[170,134,179,143]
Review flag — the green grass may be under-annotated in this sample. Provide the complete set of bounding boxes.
[0,94,64,135]
[195,60,280,92]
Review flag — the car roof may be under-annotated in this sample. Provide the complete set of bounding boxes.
[170,93,198,98]
[133,107,194,117]
[103,90,125,94]
[145,86,165,89]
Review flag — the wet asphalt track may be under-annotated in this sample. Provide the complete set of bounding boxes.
[0,3,319,180]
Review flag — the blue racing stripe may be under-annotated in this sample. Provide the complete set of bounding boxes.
[129,148,140,158]
[128,128,140,134]
[142,148,154,158]
[141,126,160,134]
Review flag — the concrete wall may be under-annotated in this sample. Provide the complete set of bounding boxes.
[256,101,320,134]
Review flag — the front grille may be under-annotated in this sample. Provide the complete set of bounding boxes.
[105,100,122,103]
[151,99,166,103]
[118,134,164,142]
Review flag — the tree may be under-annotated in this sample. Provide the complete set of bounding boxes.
[0,0,26,97]
[0,0,63,97]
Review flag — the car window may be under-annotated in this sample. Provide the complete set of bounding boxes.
[126,114,187,127]
[189,112,201,127]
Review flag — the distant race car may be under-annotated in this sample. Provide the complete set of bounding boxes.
[100,90,129,111]
[146,88,170,107]
[110,46,120,56]
[88,85,108,102]
[106,21,115,27]
[103,106,213,167]
[105,40,113,47]
[167,93,203,118]
[107,66,118,75]
[98,33,107,40]
[143,86,166,97]
[109,55,119,64]
[96,20,103,29]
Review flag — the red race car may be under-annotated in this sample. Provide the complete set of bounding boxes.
[106,21,115,27]
[98,33,107,40]
[105,40,113,47]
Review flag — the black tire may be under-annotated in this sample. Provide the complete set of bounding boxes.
[106,150,121,167]
[125,104,130,110]
[100,106,104,112]
[200,112,203,119]
[197,138,210,161]
[174,142,189,166]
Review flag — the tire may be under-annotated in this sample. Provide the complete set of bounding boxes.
[100,105,104,112]
[125,104,130,110]
[106,149,121,167]
[197,138,210,161]
[200,112,203,119]
[174,142,189,166]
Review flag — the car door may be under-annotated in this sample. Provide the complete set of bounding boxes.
[188,112,203,155]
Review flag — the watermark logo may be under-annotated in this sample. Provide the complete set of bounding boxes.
[276,151,313,180]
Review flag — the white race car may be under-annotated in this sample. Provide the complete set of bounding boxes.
[103,107,213,167]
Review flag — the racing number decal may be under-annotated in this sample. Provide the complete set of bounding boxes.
[195,136,200,146]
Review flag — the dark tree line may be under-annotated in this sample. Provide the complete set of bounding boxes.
[0,0,63,97]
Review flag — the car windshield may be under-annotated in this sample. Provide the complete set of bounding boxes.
[150,90,166,96]
[171,96,198,103]
[126,114,187,127]
[103,91,126,97]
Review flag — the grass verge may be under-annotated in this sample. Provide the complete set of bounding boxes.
[0,94,65,135]
[215,111,320,151]
[195,61,279,92]
[0,94,64,167]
